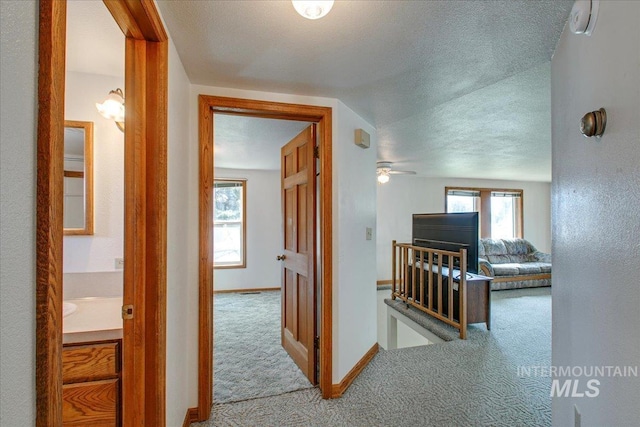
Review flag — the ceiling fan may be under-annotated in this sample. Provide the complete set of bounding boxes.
[376,161,416,184]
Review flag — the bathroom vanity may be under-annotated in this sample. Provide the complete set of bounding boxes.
[62,339,121,426]
[62,297,123,426]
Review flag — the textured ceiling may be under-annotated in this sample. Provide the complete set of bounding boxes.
[156,0,573,181]
[214,115,311,170]
[68,1,574,181]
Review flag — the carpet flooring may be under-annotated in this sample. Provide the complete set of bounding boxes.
[196,287,551,427]
[213,291,314,404]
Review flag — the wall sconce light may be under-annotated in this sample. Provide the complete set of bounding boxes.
[292,0,334,20]
[96,88,125,132]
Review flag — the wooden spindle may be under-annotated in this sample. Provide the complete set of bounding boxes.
[448,254,454,321]
[437,255,443,316]
[392,240,396,299]
[419,250,424,307]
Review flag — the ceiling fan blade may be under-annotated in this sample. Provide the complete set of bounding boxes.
[388,170,416,175]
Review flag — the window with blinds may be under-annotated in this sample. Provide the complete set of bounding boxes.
[445,187,523,239]
[213,179,246,268]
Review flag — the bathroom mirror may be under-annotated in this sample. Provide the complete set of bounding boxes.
[64,120,94,235]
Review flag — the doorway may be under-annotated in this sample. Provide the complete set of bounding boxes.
[211,117,315,403]
[197,95,333,421]
[35,1,168,425]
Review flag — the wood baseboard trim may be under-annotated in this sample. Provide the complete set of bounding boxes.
[377,280,392,286]
[182,407,199,427]
[213,287,280,294]
[331,343,379,398]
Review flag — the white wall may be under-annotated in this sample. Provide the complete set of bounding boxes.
[333,101,378,381]
[376,176,551,280]
[0,0,37,424]
[164,32,197,427]
[190,85,379,384]
[213,168,281,291]
[64,71,125,273]
[551,2,640,426]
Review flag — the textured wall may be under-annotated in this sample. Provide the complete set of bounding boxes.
[551,1,640,425]
[213,168,282,291]
[165,35,196,426]
[376,176,551,280]
[333,101,378,382]
[0,1,37,424]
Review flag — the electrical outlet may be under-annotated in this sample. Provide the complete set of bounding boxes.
[115,258,124,270]
[574,404,581,427]
[366,227,373,241]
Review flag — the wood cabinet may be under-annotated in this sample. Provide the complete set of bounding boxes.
[62,340,121,426]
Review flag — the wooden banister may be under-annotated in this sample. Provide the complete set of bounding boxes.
[391,242,469,339]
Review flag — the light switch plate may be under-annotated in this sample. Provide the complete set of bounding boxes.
[115,258,124,270]
[366,227,373,240]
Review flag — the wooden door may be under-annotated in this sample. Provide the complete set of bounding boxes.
[280,125,317,384]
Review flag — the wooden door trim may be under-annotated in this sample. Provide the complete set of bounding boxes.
[36,1,168,426]
[36,2,66,424]
[198,95,333,421]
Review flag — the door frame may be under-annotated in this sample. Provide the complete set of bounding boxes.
[198,95,333,420]
[36,1,168,425]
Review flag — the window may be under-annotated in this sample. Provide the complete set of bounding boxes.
[445,187,523,239]
[214,179,246,268]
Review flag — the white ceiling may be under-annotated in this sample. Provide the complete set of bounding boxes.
[214,115,311,170]
[68,0,574,181]
[156,0,573,181]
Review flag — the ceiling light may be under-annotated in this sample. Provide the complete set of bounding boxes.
[292,0,334,20]
[377,169,390,184]
[96,88,125,132]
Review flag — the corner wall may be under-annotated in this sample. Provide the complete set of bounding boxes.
[376,176,551,281]
[333,101,378,381]
[0,1,37,424]
[213,168,281,292]
[551,1,640,425]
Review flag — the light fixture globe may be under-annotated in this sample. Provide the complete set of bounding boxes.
[96,88,125,132]
[377,169,390,184]
[292,0,334,20]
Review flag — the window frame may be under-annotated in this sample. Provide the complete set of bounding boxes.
[213,179,247,269]
[444,186,523,239]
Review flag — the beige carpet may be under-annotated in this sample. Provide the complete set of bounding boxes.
[194,287,552,427]
[213,290,314,404]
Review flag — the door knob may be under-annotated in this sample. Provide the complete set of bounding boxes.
[277,254,286,261]
[580,108,607,138]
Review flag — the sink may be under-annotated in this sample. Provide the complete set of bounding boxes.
[63,302,77,317]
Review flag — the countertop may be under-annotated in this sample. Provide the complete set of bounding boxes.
[63,297,123,344]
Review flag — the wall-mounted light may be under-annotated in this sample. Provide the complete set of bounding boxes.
[96,88,125,132]
[292,0,334,20]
